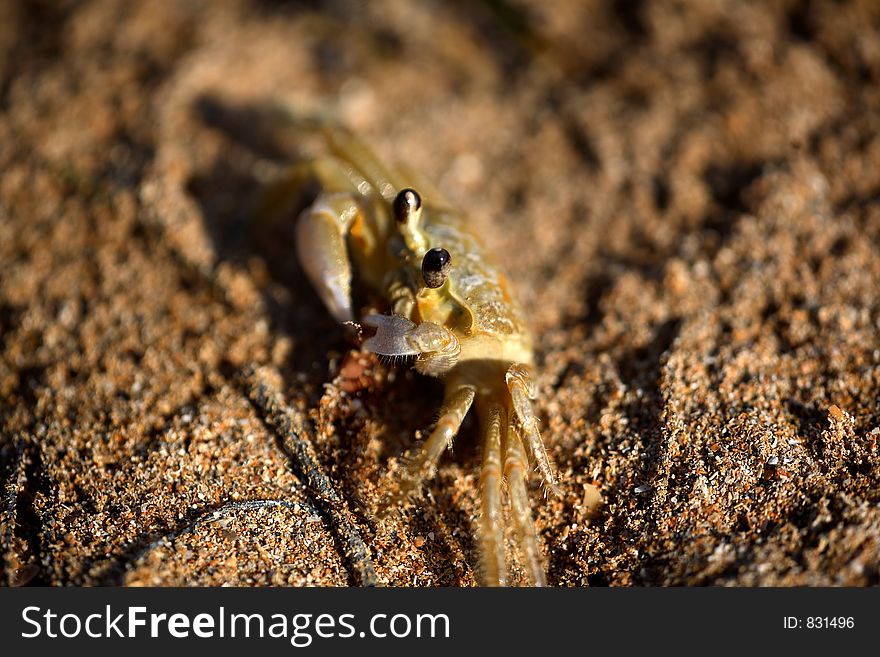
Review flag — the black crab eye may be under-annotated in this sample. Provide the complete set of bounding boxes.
[393,188,421,223]
[421,247,451,289]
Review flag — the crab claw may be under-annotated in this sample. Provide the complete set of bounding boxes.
[362,314,420,356]
[295,193,360,323]
[363,314,461,375]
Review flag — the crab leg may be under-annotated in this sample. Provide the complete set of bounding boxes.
[506,364,561,496]
[387,384,475,507]
[321,124,403,201]
[503,414,547,587]
[479,403,508,587]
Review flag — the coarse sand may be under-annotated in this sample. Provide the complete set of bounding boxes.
[2,0,880,586]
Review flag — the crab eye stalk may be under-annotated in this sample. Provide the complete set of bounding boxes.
[421,247,451,289]
[393,188,421,224]
[394,188,429,254]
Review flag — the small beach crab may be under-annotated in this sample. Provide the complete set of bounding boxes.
[259,121,559,586]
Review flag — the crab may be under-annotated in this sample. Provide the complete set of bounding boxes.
[258,119,560,586]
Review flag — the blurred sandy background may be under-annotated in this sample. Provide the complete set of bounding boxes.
[1,0,879,586]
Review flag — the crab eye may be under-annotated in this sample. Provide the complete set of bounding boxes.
[421,247,451,288]
[393,188,421,224]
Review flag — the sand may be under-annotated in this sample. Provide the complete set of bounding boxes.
[1,0,879,586]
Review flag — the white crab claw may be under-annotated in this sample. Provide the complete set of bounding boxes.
[295,197,356,323]
[362,314,419,356]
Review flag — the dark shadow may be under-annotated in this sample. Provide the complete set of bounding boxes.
[0,1,74,111]
[615,317,681,480]
[688,158,785,266]
[194,96,295,163]
[188,95,343,377]
[449,0,541,82]
[560,251,668,338]
[1,438,50,586]
[602,317,681,584]
[785,399,828,443]
[703,161,766,216]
